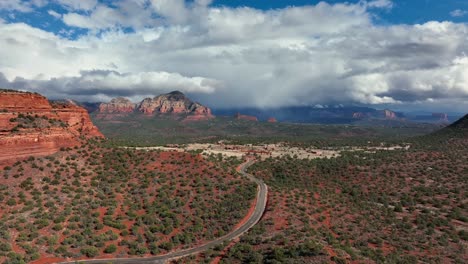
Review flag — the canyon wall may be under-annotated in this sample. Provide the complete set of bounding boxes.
[0,90,103,163]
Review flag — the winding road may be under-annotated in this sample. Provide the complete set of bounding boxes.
[58,160,268,264]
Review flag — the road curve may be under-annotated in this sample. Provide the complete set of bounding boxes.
[58,160,267,264]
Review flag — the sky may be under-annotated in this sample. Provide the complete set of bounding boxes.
[0,0,467,112]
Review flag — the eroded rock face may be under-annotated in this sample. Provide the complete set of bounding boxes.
[97,91,214,120]
[98,97,136,113]
[137,91,213,116]
[0,90,103,162]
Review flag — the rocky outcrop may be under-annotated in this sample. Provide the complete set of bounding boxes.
[99,97,136,113]
[0,89,103,162]
[137,91,212,116]
[96,91,214,121]
[235,113,258,122]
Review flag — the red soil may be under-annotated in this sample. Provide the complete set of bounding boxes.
[210,162,260,264]
[31,257,65,264]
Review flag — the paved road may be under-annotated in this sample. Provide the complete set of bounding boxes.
[58,160,268,264]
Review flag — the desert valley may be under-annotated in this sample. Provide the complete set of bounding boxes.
[0,88,466,264]
[0,1,467,263]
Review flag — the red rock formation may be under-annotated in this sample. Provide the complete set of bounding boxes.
[98,97,136,113]
[235,113,258,122]
[96,91,214,121]
[267,117,277,123]
[0,91,51,112]
[137,91,213,117]
[0,90,103,162]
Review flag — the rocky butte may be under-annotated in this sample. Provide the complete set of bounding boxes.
[97,91,214,121]
[0,89,103,163]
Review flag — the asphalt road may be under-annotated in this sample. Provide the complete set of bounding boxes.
[58,160,268,264]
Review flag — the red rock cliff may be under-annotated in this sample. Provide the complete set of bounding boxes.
[98,97,136,113]
[96,91,214,121]
[137,91,213,117]
[0,90,103,162]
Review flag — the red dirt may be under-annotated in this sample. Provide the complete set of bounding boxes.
[31,257,65,264]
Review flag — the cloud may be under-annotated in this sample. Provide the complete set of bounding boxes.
[450,9,468,18]
[0,0,47,12]
[48,10,61,19]
[151,0,189,24]
[364,0,394,9]
[56,0,98,11]
[62,1,157,30]
[0,70,221,102]
[0,1,467,112]
[0,0,32,12]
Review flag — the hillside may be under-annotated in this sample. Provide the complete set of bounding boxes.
[0,142,256,263]
[447,114,468,130]
[0,89,103,163]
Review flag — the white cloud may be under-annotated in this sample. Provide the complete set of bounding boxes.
[48,10,61,19]
[450,9,468,17]
[0,1,467,111]
[195,0,213,7]
[150,0,189,24]
[0,0,32,12]
[63,6,123,29]
[56,0,98,11]
[364,0,394,9]
[62,1,157,30]
[0,0,47,12]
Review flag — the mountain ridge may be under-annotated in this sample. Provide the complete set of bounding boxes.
[97,91,213,121]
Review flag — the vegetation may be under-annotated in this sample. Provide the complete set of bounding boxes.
[0,140,256,262]
[217,131,467,263]
[9,113,67,132]
[92,114,438,147]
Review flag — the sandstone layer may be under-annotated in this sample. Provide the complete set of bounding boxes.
[0,90,103,162]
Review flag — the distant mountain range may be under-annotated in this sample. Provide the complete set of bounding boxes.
[94,91,213,121]
[80,91,464,125]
